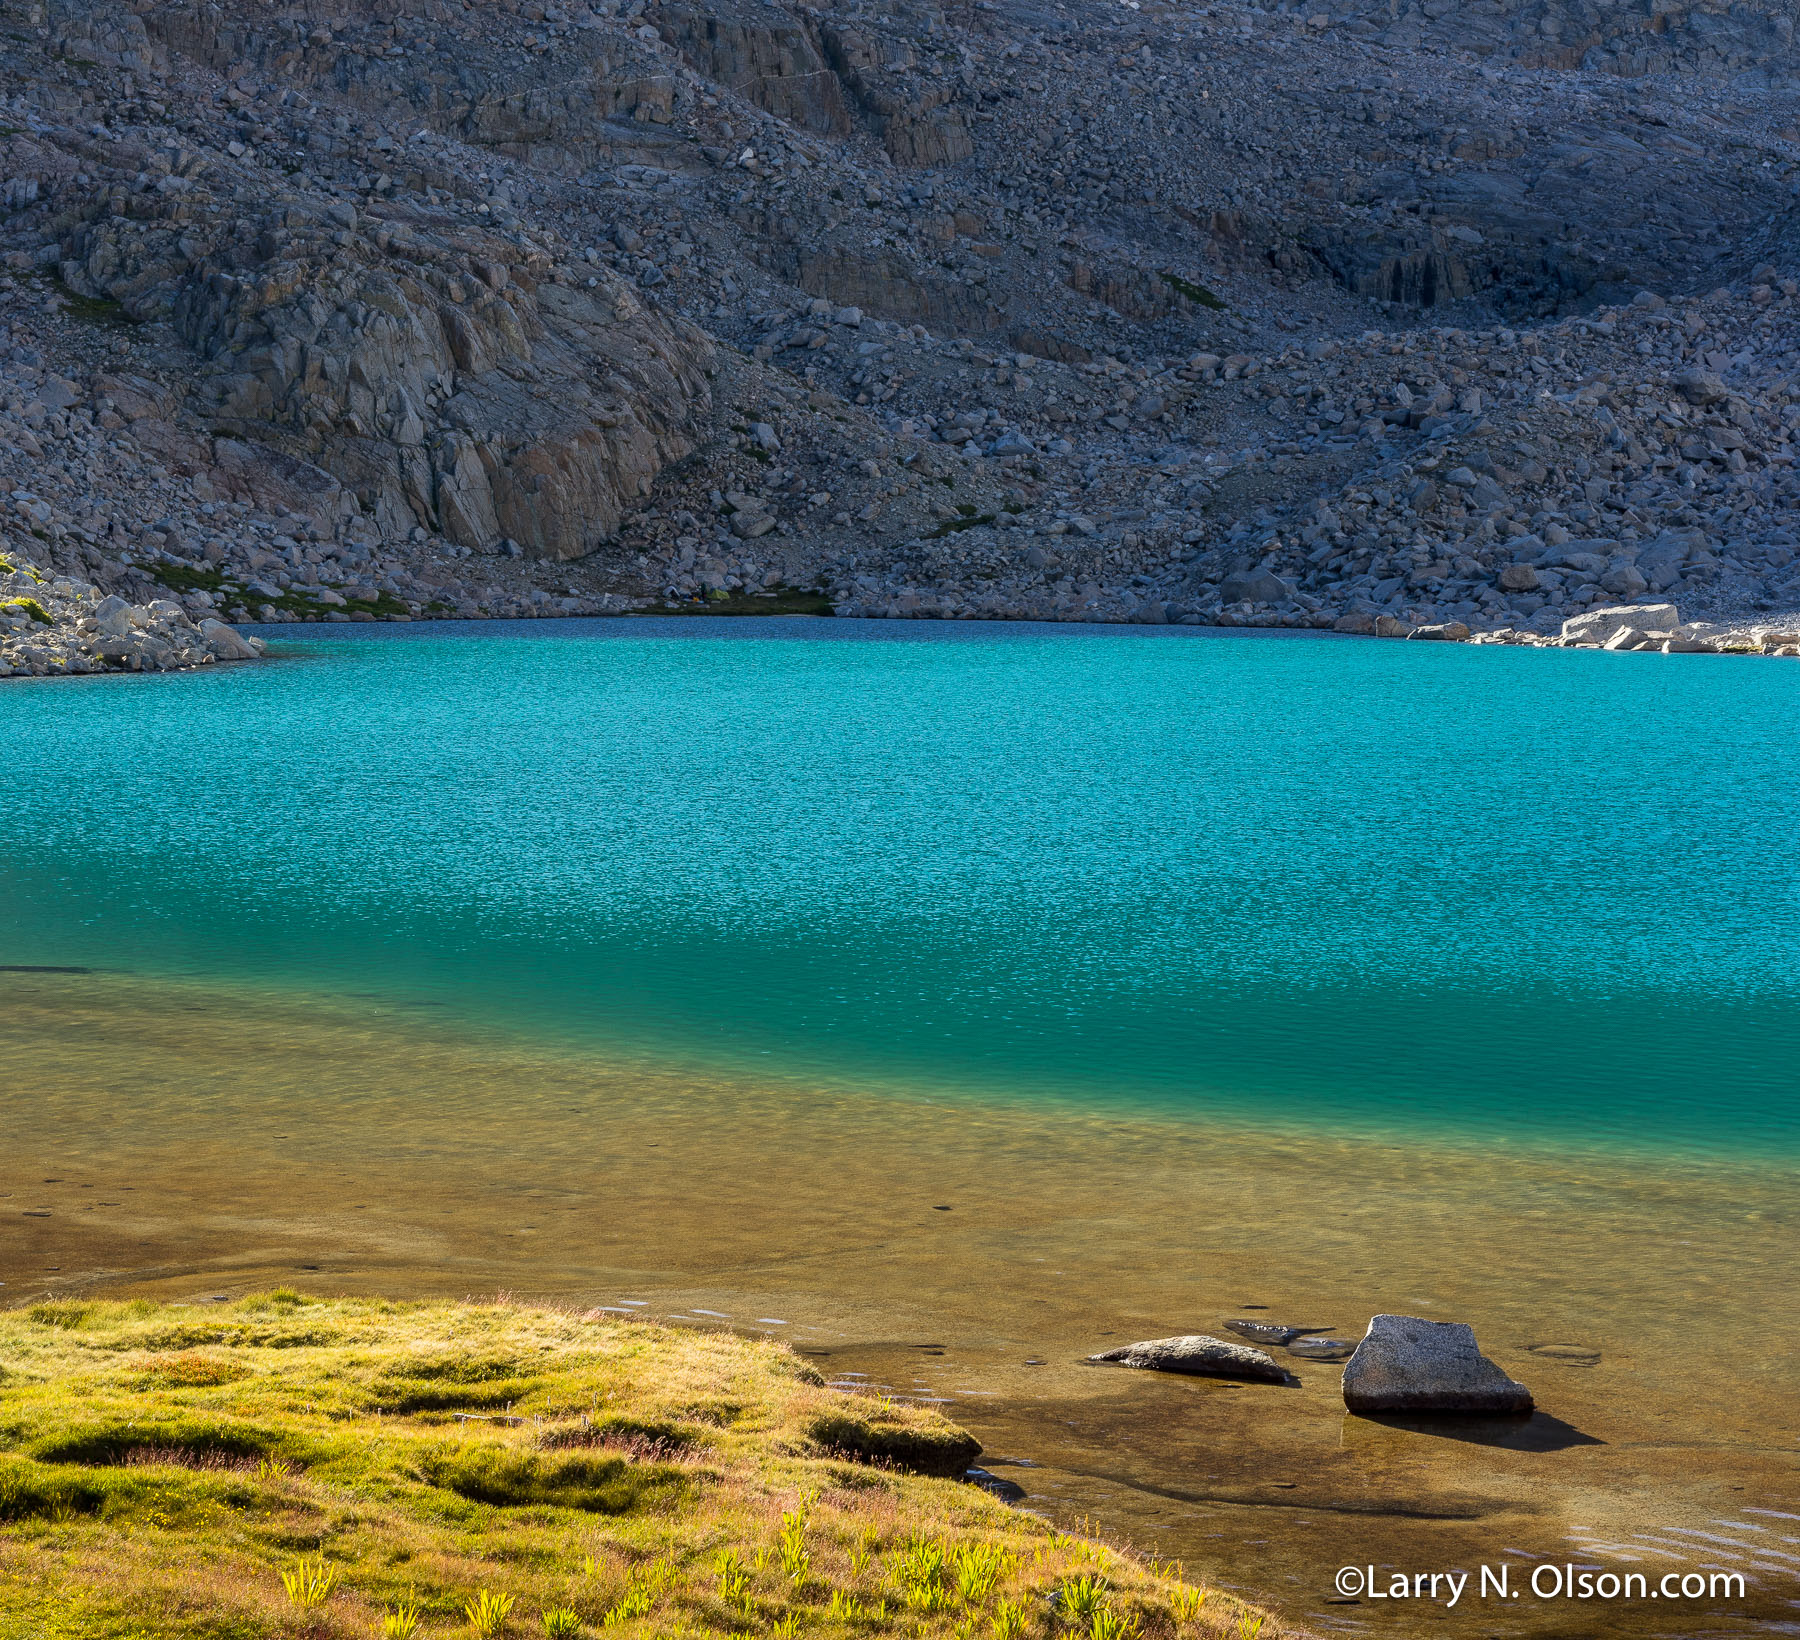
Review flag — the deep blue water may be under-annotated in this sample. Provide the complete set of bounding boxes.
[6,616,1798,1154]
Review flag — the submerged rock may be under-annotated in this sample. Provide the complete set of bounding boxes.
[1342,1315,1533,1415]
[1525,1342,1601,1366]
[1223,1319,1334,1346]
[1223,1319,1303,1345]
[1089,1334,1292,1383]
[964,1466,1027,1502]
[1286,1336,1355,1361]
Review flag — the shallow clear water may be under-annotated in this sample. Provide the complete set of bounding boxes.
[6,616,1799,1154]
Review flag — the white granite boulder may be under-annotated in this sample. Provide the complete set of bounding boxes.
[1089,1334,1292,1383]
[199,618,258,661]
[1561,603,1680,644]
[1341,1315,1533,1415]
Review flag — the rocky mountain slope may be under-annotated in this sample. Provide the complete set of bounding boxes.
[3,0,1798,660]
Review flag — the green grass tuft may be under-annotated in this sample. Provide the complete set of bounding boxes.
[466,1588,516,1637]
[645,588,836,619]
[50,278,136,325]
[926,514,997,539]
[1159,272,1227,310]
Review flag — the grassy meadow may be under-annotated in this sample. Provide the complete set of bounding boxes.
[0,1295,1282,1640]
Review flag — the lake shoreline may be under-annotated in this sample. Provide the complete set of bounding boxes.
[249,601,1800,657]
[10,590,1797,684]
[6,968,1798,1638]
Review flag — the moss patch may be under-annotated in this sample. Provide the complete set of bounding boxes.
[927,513,997,538]
[0,597,53,626]
[419,1445,684,1514]
[0,1456,106,1522]
[807,1413,981,1479]
[149,561,411,621]
[1159,272,1227,310]
[50,278,136,326]
[645,588,836,618]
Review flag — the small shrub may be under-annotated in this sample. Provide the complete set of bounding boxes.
[926,513,997,539]
[466,1589,516,1638]
[601,1571,655,1626]
[1159,271,1226,310]
[893,1538,953,1611]
[1,597,52,626]
[279,1555,338,1608]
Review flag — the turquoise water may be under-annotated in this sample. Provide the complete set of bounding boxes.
[6,617,1799,1153]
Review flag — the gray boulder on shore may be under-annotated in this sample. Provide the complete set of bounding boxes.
[199,618,259,662]
[1561,603,1681,644]
[1341,1315,1534,1415]
[1089,1334,1292,1383]
[1218,569,1292,606]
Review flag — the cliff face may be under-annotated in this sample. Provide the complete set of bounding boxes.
[42,3,718,562]
[75,202,710,558]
